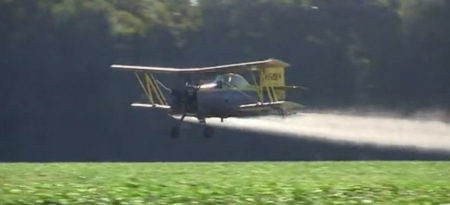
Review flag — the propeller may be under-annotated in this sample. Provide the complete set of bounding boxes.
[166,79,199,114]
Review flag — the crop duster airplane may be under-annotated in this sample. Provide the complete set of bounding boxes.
[111,58,306,138]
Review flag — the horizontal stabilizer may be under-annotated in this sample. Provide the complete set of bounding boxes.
[273,85,308,90]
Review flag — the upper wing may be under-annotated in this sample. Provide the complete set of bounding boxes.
[110,58,290,74]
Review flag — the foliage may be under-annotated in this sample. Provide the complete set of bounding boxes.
[0,162,449,204]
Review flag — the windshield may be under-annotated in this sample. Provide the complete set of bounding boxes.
[214,73,250,89]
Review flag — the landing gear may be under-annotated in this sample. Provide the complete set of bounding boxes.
[170,114,185,139]
[280,109,288,118]
[199,117,214,138]
[168,115,215,139]
[276,108,292,118]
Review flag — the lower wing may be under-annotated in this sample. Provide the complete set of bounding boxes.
[131,103,171,111]
[235,101,305,117]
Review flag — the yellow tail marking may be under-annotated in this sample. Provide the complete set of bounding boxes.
[260,66,286,101]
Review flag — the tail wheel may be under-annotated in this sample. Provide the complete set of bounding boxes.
[170,126,180,139]
[203,126,214,138]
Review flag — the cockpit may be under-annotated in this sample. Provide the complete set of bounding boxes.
[199,73,250,89]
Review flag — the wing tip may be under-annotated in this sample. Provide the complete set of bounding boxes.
[267,58,290,67]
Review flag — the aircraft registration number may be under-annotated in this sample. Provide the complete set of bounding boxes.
[264,73,282,81]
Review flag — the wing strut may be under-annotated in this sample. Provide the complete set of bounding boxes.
[134,71,168,106]
[250,71,263,103]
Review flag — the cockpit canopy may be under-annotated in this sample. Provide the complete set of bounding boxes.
[199,73,250,89]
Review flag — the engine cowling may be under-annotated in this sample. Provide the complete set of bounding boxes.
[170,84,198,113]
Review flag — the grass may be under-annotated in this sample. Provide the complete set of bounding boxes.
[0,162,449,204]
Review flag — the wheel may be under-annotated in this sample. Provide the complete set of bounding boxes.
[203,126,214,138]
[278,108,292,118]
[170,126,180,139]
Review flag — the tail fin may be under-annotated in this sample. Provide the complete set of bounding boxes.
[259,63,306,101]
[260,66,287,100]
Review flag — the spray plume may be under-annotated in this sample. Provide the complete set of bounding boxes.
[176,111,450,152]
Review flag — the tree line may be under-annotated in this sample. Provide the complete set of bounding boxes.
[2,0,448,110]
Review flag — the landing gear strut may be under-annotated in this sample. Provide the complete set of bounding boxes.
[276,108,291,118]
[199,118,214,138]
[170,114,185,139]
[169,115,215,139]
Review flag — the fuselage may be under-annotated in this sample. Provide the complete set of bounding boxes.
[168,73,260,118]
[196,88,258,118]
[166,73,294,119]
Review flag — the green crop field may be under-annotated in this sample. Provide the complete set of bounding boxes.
[0,162,448,204]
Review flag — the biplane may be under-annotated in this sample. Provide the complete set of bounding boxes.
[111,58,306,138]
